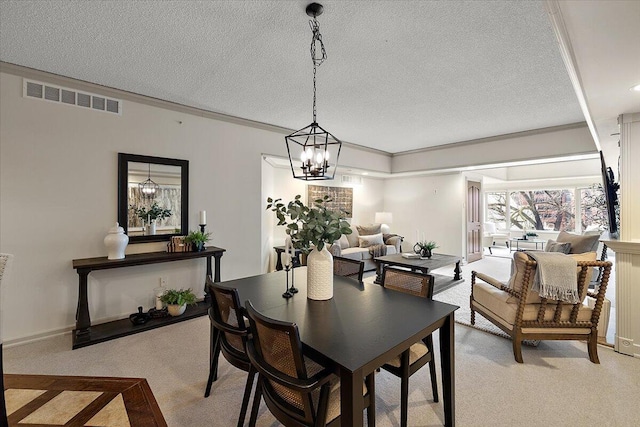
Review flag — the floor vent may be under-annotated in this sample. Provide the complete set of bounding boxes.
[23,79,122,115]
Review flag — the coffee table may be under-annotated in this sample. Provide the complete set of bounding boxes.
[374,253,463,294]
[509,238,546,251]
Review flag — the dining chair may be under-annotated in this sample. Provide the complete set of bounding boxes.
[0,254,13,425]
[380,266,438,427]
[244,301,375,427]
[333,256,365,283]
[205,278,256,427]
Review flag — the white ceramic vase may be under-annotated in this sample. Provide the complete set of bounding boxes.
[147,221,157,235]
[167,304,186,316]
[104,222,129,260]
[306,245,334,300]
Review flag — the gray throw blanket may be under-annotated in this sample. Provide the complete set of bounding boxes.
[369,244,387,258]
[526,251,579,303]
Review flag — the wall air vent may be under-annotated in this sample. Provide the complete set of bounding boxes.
[341,175,363,185]
[23,79,122,115]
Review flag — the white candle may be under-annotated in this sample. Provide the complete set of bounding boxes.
[199,210,207,225]
[285,236,293,267]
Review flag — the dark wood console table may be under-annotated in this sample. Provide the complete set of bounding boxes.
[72,246,225,349]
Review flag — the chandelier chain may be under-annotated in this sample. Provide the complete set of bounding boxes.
[310,17,326,123]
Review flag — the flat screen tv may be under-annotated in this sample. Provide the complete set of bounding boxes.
[600,151,619,236]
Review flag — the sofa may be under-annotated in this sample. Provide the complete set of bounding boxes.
[328,224,402,271]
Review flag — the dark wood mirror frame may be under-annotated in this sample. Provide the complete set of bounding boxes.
[118,153,189,243]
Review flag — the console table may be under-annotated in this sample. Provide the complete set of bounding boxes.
[71,246,225,349]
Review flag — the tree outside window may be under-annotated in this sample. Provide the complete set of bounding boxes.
[509,190,575,231]
[580,184,609,231]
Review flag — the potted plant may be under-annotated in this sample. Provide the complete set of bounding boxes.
[267,195,351,300]
[132,202,172,235]
[185,230,211,252]
[160,288,197,316]
[413,240,438,259]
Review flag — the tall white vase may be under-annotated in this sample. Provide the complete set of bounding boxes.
[306,245,334,300]
[147,221,157,235]
[104,222,129,260]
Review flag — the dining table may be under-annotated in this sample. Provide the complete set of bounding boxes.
[218,267,458,427]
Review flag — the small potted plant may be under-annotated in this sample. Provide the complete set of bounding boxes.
[413,240,438,259]
[185,230,211,252]
[160,288,197,316]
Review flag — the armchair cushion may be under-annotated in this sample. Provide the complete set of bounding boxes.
[473,282,593,330]
[556,231,600,254]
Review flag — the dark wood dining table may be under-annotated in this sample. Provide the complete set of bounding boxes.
[218,267,458,426]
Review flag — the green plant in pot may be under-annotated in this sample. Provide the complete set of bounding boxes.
[131,202,172,235]
[413,240,438,258]
[160,288,197,316]
[185,230,211,252]
[266,195,351,300]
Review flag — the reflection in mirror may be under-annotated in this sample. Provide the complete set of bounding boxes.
[118,153,189,243]
[127,162,182,237]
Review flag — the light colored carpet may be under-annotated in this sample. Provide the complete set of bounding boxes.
[4,316,639,426]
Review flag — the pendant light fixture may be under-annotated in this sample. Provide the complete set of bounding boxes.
[138,163,160,198]
[285,2,342,181]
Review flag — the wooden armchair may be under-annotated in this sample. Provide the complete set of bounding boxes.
[470,251,612,363]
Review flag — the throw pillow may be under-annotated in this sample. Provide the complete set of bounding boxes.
[358,233,384,248]
[338,234,350,249]
[356,224,382,236]
[556,231,600,254]
[346,227,359,248]
[506,252,542,304]
[545,240,571,254]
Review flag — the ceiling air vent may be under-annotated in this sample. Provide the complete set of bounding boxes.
[341,175,363,185]
[23,79,122,115]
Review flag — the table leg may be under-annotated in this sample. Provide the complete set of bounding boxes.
[453,261,462,281]
[204,256,213,304]
[75,269,91,341]
[275,249,283,271]
[214,253,222,282]
[440,312,455,427]
[374,261,383,285]
[340,368,364,427]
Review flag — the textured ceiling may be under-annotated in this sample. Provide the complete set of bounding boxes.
[0,0,585,153]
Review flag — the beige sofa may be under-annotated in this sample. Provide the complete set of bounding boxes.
[329,224,402,271]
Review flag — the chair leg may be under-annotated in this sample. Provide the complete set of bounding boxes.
[512,334,523,363]
[204,329,221,397]
[488,246,493,254]
[588,332,600,364]
[238,367,256,427]
[366,373,376,427]
[400,350,410,427]
[248,379,262,427]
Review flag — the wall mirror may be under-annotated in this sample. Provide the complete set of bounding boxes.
[118,153,189,243]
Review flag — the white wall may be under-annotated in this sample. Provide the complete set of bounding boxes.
[0,70,390,343]
[383,173,465,258]
[261,162,385,271]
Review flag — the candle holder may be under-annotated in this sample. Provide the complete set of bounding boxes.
[199,224,206,233]
[289,264,299,294]
[282,266,293,298]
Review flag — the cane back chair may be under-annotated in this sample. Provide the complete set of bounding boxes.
[333,256,365,283]
[380,266,438,427]
[245,301,375,427]
[205,278,256,427]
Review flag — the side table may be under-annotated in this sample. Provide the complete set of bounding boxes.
[274,246,303,270]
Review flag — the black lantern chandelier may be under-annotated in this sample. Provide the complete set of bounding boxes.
[138,163,160,198]
[286,2,342,181]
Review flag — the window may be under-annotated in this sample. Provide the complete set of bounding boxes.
[486,192,508,230]
[509,190,575,231]
[580,185,608,231]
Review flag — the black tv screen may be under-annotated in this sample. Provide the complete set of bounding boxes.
[600,151,619,235]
